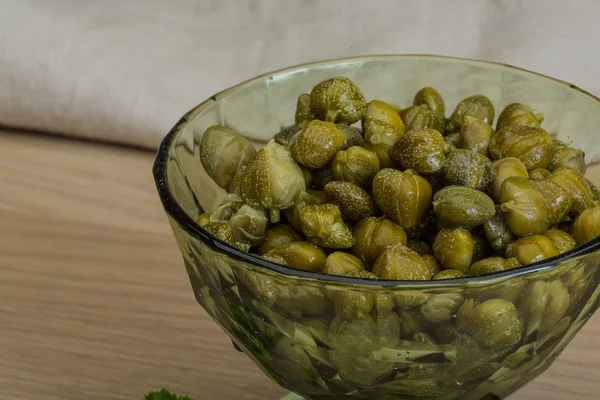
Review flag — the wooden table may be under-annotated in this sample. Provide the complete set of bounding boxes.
[1,130,599,400]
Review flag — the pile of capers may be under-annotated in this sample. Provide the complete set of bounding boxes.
[198,76,600,281]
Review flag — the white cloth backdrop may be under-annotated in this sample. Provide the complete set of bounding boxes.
[1,0,599,149]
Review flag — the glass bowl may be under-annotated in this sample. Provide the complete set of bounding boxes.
[153,55,600,400]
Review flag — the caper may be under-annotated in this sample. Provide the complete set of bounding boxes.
[421,254,442,278]
[405,209,436,241]
[258,224,304,255]
[447,94,495,133]
[363,100,405,168]
[433,186,495,230]
[197,213,211,227]
[483,206,516,254]
[331,146,380,187]
[433,228,474,272]
[496,102,544,130]
[505,234,559,265]
[237,269,279,307]
[336,123,365,149]
[519,279,570,338]
[266,241,327,272]
[309,77,367,124]
[372,244,431,280]
[414,86,445,116]
[572,205,600,245]
[294,93,314,129]
[261,253,289,266]
[529,167,552,180]
[467,256,520,276]
[471,226,491,263]
[500,176,550,237]
[273,124,299,147]
[299,203,353,249]
[276,284,329,317]
[351,217,408,266]
[529,178,573,225]
[311,166,334,190]
[542,229,577,253]
[239,140,305,222]
[421,293,464,323]
[228,204,269,246]
[490,157,529,203]
[549,144,586,175]
[443,149,495,191]
[548,167,597,216]
[406,240,431,256]
[489,125,553,170]
[290,120,345,168]
[283,189,328,231]
[587,179,600,201]
[445,132,460,148]
[324,181,377,221]
[372,169,432,229]
[331,276,374,318]
[202,221,238,248]
[199,125,257,190]
[458,115,493,155]
[400,105,445,133]
[323,252,365,276]
[433,269,467,280]
[390,129,449,174]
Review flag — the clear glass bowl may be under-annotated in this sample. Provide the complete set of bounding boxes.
[153,55,600,400]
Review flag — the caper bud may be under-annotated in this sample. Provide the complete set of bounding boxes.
[199,125,257,190]
[529,179,573,225]
[549,144,586,174]
[265,241,327,272]
[197,213,211,227]
[397,309,427,336]
[261,253,289,266]
[405,209,436,241]
[414,86,445,116]
[529,167,552,180]
[433,186,495,230]
[421,254,441,278]
[276,284,329,317]
[372,169,432,229]
[491,157,529,202]
[488,125,553,170]
[363,100,405,168]
[433,269,467,280]
[433,228,474,272]
[572,205,600,245]
[283,189,328,231]
[237,269,279,307]
[202,221,238,248]
[496,102,544,130]
[505,234,559,265]
[471,226,491,263]
[294,93,314,129]
[323,252,365,276]
[391,129,449,174]
[258,224,304,255]
[457,299,523,351]
[443,149,495,191]
[500,176,550,237]
[309,77,367,125]
[542,229,577,253]
[331,146,380,187]
[519,280,570,338]
[331,276,374,318]
[239,140,305,222]
[587,179,600,201]
[336,123,364,149]
[458,116,494,155]
[447,94,495,133]
[421,293,464,323]
[467,256,520,276]
[400,105,445,133]
[299,203,353,249]
[273,124,299,147]
[290,120,345,168]
[394,290,430,309]
[324,181,377,221]
[483,206,516,254]
[445,132,460,148]
[548,167,597,216]
[228,204,269,246]
[372,244,431,280]
[413,332,437,344]
[351,217,408,266]
[311,166,334,190]
[407,240,431,256]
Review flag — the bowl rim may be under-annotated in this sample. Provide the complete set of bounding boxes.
[153,54,600,287]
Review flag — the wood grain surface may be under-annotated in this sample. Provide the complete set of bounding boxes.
[1,130,599,400]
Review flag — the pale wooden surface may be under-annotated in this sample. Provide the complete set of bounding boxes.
[0,130,598,400]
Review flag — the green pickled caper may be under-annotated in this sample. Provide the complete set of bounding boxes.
[199,125,257,190]
[447,94,495,133]
[266,241,327,272]
[310,77,367,125]
[323,251,365,276]
[261,253,289,266]
[273,124,299,147]
[457,298,523,351]
[490,157,529,202]
[542,229,577,253]
[228,204,269,246]
[433,269,467,280]
[548,167,597,216]
[258,224,304,255]
[283,189,328,231]
[202,221,238,248]
[466,256,520,277]
[398,309,427,336]
[290,120,345,168]
[421,293,464,323]
[433,228,474,272]
[324,181,377,221]
[331,279,374,318]
[529,179,573,225]
[390,129,449,174]
[587,179,600,201]
[400,105,445,133]
[500,176,550,237]
[197,212,211,227]
[421,254,441,278]
[489,125,553,170]
[276,284,329,317]
[458,115,493,155]
[239,140,305,222]
[549,140,586,174]
[311,166,334,190]
[505,234,559,265]
[529,168,552,180]
[372,244,431,280]
[372,169,433,229]
[572,205,600,245]
[414,86,445,116]
[406,240,431,256]
[336,123,364,149]
[443,149,495,191]
[483,206,516,254]
[496,102,544,130]
[363,100,405,168]
[331,146,380,187]
[471,226,491,262]
[351,217,408,266]
[237,269,279,307]
[299,203,353,249]
[294,93,314,129]
[519,279,570,338]
[445,132,460,148]
[405,209,436,241]
[433,186,495,230]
